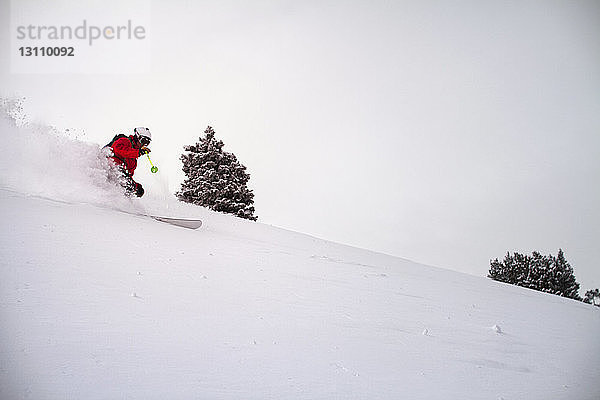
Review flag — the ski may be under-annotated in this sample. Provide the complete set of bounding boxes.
[111,208,203,230]
[150,216,202,229]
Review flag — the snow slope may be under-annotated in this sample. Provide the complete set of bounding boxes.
[0,102,599,399]
[2,189,599,400]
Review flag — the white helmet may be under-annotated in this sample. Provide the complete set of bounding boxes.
[134,127,152,145]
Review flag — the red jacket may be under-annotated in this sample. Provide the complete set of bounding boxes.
[110,136,142,176]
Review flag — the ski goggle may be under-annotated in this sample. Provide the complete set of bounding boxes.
[139,135,151,146]
[134,127,152,145]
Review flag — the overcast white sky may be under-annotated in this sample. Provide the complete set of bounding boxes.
[1,0,599,290]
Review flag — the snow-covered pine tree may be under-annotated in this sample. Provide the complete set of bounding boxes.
[548,249,581,300]
[177,126,257,221]
[488,249,581,300]
[583,289,600,306]
[488,251,529,286]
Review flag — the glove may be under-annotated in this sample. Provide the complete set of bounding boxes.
[135,183,145,197]
[139,146,151,155]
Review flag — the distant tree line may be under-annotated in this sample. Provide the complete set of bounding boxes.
[488,249,599,306]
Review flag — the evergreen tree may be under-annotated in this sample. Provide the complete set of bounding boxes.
[177,126,257,221]
[550,249,581,300]
[488,249,581,300]
[583,289,600,306]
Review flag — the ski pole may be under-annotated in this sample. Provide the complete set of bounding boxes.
[146,153,158,173]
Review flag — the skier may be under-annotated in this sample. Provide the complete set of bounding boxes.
[105,127,152,197]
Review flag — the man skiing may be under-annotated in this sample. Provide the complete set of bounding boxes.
[105,127,152,197]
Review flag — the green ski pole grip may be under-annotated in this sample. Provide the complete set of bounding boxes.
[146,154,158,173]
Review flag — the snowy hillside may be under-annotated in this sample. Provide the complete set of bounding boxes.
[0,104,599,399]
[2,189,599,400]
